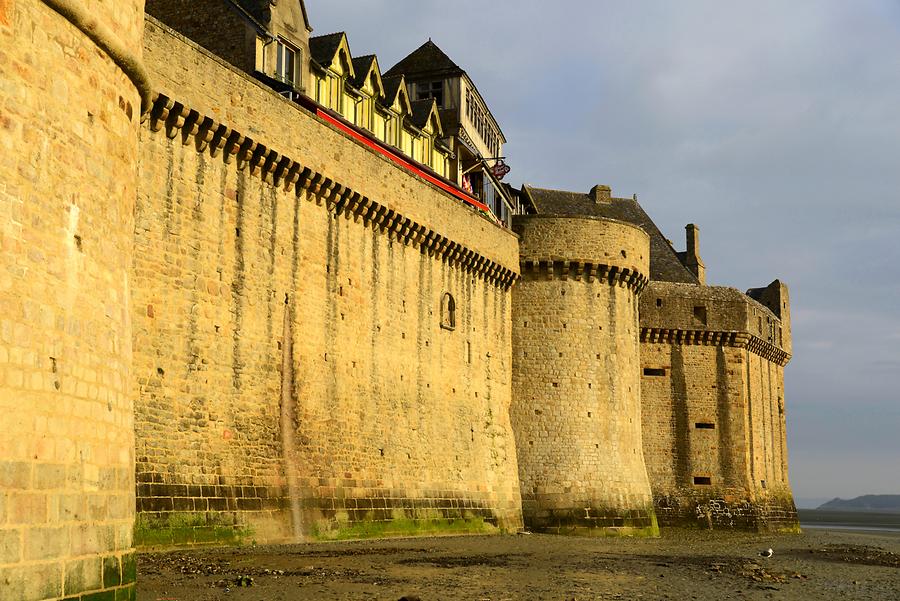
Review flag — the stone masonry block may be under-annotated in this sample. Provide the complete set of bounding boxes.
[0,528,21,563]
[9,492,47,524]
[0,562,62,601]
[64,556,103,596]
[24,526,69,562]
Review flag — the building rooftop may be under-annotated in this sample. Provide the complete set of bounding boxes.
[309,32,346,67]
[350,54,377,89]
[523,185,700,284]
[384,40,464,79]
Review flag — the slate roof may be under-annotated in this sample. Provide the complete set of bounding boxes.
[351,54,377,90]
[522,186,699,284]
[409,99,438,131]
[309,32,345,68]
[381,75,406,108]
[384,40,464,79]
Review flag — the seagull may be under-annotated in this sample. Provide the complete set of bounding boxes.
[759,548,774,558]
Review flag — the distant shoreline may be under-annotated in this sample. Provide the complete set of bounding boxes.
[798,508,900,533]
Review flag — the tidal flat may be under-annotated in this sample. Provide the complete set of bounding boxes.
[138,527,900,600]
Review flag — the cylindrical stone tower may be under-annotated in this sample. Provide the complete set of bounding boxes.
[511,215,658,536]
[0,1,149,598]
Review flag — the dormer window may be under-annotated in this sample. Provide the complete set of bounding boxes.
[276,40,300,87]
[418,81,444,107]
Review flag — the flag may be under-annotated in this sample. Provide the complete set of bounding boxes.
[462,174,473,194]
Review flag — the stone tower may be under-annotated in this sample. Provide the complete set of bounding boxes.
[510,215,658,536]
[0,1,150,598]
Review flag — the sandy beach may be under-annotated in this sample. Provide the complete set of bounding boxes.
[136,527,900,600]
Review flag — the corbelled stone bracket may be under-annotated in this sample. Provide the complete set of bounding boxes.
[640,327,791,365]
[147,93,519,290]
[520,259,649,293]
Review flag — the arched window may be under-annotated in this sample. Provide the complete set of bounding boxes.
[441,293,456,330]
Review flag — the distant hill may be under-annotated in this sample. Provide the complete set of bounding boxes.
[818,495,900,513]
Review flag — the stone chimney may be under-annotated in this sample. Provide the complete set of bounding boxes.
[684,224,706,285]
[589,185,612,204]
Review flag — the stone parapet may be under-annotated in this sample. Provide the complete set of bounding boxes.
[641,281,790,356]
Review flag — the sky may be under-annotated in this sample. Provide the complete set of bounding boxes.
[306,0,900,506]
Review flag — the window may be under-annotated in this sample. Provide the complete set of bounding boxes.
[693,476,712,486]
[695,422,716,430]
[418,80,444,106]
[693,305,707,325]
[643,368,666,377]
[276,41,299,87]
[441,293,456,330]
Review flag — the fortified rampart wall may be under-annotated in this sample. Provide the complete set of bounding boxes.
[131,19,523,546]
[510,216,658,536]
[639,282,797,531]
[0,1,147,598]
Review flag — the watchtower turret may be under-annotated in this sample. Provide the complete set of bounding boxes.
[510,215,658,536]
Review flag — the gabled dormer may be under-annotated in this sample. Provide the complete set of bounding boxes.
[408,98,450,177]
[349,55,384,131]
[381,74,412,116]
[310,32,359,118]
[351,55,383,97]
[409,98,443,138]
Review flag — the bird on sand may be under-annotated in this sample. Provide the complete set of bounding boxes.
[759,548,774,558]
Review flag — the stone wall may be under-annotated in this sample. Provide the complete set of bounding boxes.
[639,282,797,531]
[131,18,523,546]
[510,216,658,536]
[0,0,145,598]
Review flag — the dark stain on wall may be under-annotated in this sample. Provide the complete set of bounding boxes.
[669,345,691,487]
[163,139,177,237]
[263,184,279,345]
[324,208,339,410]
[230,172,247,391]
[185,152,205,375]
[715,345,735,486]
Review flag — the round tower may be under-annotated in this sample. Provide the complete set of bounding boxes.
[511,215,658,536]
[0,1,149,598]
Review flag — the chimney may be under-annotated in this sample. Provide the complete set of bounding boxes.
[589,185,611,204]
[684,224,706,285]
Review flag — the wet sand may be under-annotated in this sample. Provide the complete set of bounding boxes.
[137,528,900,600]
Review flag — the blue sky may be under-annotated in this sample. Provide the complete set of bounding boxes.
[307,0,900,505]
